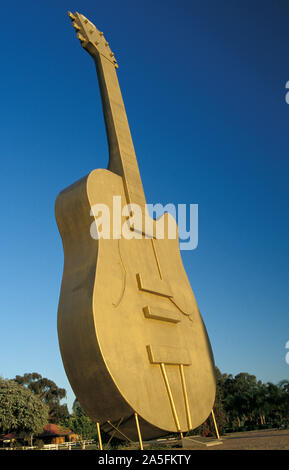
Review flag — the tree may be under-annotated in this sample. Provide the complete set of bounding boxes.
[278,380,289,426]
[219,372,263,428]
[192,367,227,437]
[211,371,289,431]
[14,372,69,423]
[0,378,49,446]
[251,381,268,425]
[278,379,289,393]
[65,398,98,440]
[212,367,227,434]
[66,399,122,447]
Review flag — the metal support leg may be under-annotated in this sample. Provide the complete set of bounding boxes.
[134,413,144,450]
[160,362,181,433]
[106,420,133,443]
[107,417,124,446]
[179,364,192,431]
[211,409,220,440]
[96,422,103,450]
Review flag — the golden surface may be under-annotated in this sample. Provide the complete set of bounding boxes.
[55,12,216,441]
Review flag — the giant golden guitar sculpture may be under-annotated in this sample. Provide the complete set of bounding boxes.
[55,11,216,441]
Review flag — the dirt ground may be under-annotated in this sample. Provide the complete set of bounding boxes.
[182,429,289,450]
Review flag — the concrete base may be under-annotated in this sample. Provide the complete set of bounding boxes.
[182,436,223,448]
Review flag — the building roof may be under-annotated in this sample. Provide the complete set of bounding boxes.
[0,424,77,441]
[0,432,15,440]
[37,423,75,437]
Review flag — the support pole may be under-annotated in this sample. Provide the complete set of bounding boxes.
[179,364,192,431]
[107,420,133,442]
[211,409,220,440]
[107,417,123,445]
[96,422,103,450]
[134,413,144,450]
[160,362,181,433]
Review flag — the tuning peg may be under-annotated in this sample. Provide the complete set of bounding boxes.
[99,32,104,36]
[110,52,114,57]
[67,11,76,21]
[72,22,81,31]
[77,33,87,44]
[105,41,109,47]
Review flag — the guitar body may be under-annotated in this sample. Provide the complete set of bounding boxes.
[56,168,216,440]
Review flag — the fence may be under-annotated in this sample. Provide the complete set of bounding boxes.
[0,439,97,451]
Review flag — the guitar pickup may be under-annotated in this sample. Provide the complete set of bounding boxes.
[147,345,191,366]
[136,273,173,298]
[143,306,180,323]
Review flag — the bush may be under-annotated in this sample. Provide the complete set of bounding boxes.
[34,439,44,449]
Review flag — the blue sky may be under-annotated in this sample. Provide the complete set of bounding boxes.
[0,0,288,412]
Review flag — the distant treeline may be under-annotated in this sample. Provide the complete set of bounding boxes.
[0,369,288,446]
[196,368,289,436]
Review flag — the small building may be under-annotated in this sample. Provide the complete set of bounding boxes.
[36,423,78,444]
[0,432,16,447]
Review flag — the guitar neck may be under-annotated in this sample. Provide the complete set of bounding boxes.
[94,53,147,209]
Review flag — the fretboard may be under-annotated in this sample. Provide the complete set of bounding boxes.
[94,53,147,211]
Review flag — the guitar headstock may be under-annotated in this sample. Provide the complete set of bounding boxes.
[68,11,118,68]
